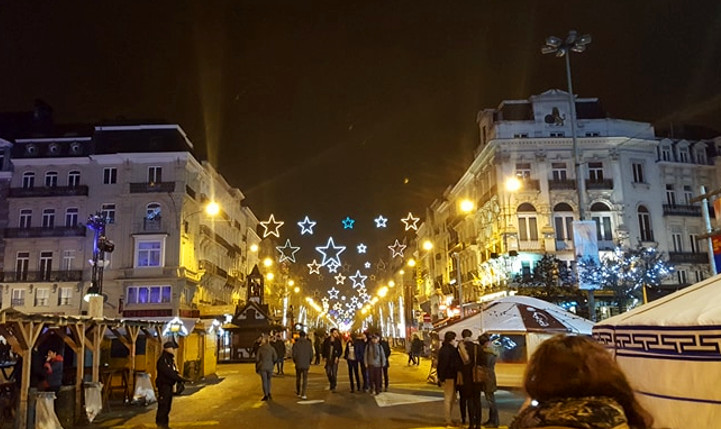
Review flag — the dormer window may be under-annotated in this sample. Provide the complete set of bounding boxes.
[677,146,689,163]
[660,145,672,161]
[695,148,707,164]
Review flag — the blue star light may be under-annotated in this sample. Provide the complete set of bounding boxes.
[342,217,355,229]
[316,237,346,267]
[374,215,388,228]
[349,270,368,289]
[275,239,300,263]
[260,214,284,238]
[297,216,317,235]
[357,243,367,254]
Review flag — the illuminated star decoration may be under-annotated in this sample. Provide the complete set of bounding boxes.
[389,239,407,258]
[370,274,376,281]
[357,243,367,254]
[334,273,346,285]
[260,214,284,238]
[350,296,358,305]
[401,212,420,231]
[328,287,340,300]
[349,270,368,289]
[316,237,346,267]
[364,262,371,269]
[342,263,351,273]
[374,215,388,228]
[376,259,387,272]
[342,217,355,229]
[297,216,317,235]
[275,239,300,263]
[307,260,322,275]
[327,261,340,273]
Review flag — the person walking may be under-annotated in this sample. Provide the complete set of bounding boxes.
[344,333,361,392]
[410,334,424,365]
[291,331,314,400]
[379,336,391,392]
[458,329,482,429]
[256,335,277,401]
[478,334,499,428]
[313,331,324,365]
[438,331,462,428]
[271,334,286,375]
[355,332,369,392]
[363,334,387,395]
[155,340,189,429]
[322,328,343,392]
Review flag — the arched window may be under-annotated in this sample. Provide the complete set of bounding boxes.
[638,205,654,242]
[44,171,58,188]
[553,203,574,241]
[68,170,81,187]
[146,202,161,219]
[591,202,613,241]
[22,172,35,189]
[516,203,538,241]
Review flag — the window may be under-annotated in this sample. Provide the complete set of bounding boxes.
[585,132,600,137]
[553,203,574,241]
[101,203,116,224]
[551,163,567,181]
[666,184,676,206]
[62,250,75,270]
[588,162,604,181]
[591,202,613,241]
[58,287,73,306]
[638,206,654,242]
[632,162,644,183]
[515,163,531,179]
[11,289,25,307]
[148,166,162,184]
[19,209,32,228]
[15,252,29,281]
[696,148,707,164]
[678,147,689,163]
[39,251,53,280]
[45,171,58,188]
[695,270,705,283]
[68,170,81,187]
[146,202,161,218]
[65,208,79,227]
[660,145,671,161]
[517,203,538,241]
[136,240,163,267]
[103,167,117,184]
[35,289,50,307]
[513,133,529,138]
[550,132,565,137]
[42,209,55,228]
[22,172,35,189]
[677,270,688,284]
[689,234,700,253]
[126,286,172,304]
[683,186,694,205]
[672,233,683,252]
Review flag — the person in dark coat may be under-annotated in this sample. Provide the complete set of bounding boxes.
[438,331,462,427]
[43,349,64,393]
[291,331,313,399]
[271,334,286,375]
[256,335,277,401]
[313,331,324,365]
[322,328,343,392]
[409,334,424,365]
[155,341,189,429]
[379,336,391,391]
[355,332,369,391]
[344,333,361,392]
[458,329,482,429]
[478,334,499,428]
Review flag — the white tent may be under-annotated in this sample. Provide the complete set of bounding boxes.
[593,274,721,429]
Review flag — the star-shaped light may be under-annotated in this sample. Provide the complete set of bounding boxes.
[401,212,420,231]
[342,217,355,229]
[328,287,340,300]
[388,239,407,258]
[370,274,376,281]
[350,296,358,304]
[327,261,340,273]
[357,243,367,254]
[342,263,351,273]
[357,286,367,294]
[332,302,341,311]
[374,215,388,228]
[260,214,284,238]
[349,270,368,289]
[275,239,300,263]
[334,273,346,285]
[316,237,346,267]
[376,259,387,272]
[307,259,322,274]
[297,216,317,235]
[364,262,371,269]
[360,292,371,303]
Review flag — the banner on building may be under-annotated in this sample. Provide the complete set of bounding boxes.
[573,220,601,290]
[712,235,721,271]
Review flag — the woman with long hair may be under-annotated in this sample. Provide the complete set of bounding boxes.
[511,334,653,429]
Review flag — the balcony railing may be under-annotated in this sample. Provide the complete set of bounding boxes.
[668,252,709,264]
[0,270,83,283]
[8,185,89,198]
[585,179,614,190]
[3,226,87,238]
[11,299,25,306]
[549,179,576,190]
[129,182,176,193]
[199,259,229,279]
[518,239,543,251]
[142,218,164,232]
[662,204,701,217]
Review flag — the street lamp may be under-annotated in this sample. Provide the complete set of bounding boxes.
[84,212,115,317]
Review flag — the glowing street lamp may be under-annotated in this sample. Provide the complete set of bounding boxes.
[263,257,273,268]
[460,199,475,214]
[205,201,220,217]
[422,240,434,251]
[250,243,259,253]
[407,259,417,268]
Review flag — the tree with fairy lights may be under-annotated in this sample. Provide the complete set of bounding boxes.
[578,241,674,311]
[515,254,583,305]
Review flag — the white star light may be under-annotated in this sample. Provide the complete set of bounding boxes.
[316,237,346,267]
[374,215,388,228]
[401,212,420,231]
[334,273,346,285]
[260,214,284,238]
[364,262,371,269]
[357,243,367,254]
[275,239,300,263]
[328,287,340,299]
[307,259,322,274]
[349,270,368,289]
[327,261,340,273]
[297,216,317,235]
[350,296,358,304]
[388,239,407,258]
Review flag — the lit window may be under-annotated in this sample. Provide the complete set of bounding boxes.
[135,238,164,267]
[148,166,162,184]
[35,288,50,306]
[58,287,73,306]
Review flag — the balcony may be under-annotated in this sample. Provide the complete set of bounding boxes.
[142,218,164,232]
[3,226,87,238]
[662,204,701,217]
[8,185,89,198]
[585,179,614,190]
[129,182,176,193]
[549,179,576,190]
[1,270,83,283]
[520,179,540,191]
[668,252,709,264]
[199,259,229,279]
[518,239,543,251]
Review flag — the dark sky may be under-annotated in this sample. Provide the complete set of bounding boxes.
[2,1,721,292]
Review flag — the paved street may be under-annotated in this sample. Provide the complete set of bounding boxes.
[85,353,525,429]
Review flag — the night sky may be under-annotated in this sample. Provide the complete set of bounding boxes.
[2,1,721,290]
